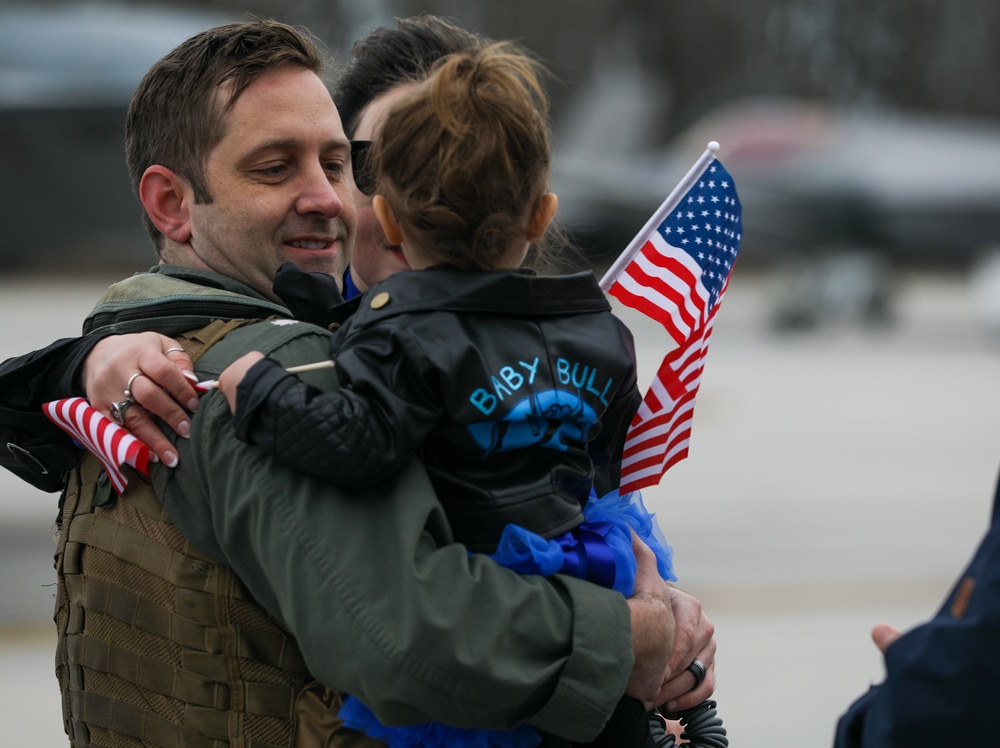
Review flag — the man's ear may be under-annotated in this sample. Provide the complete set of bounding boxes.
[527,193,558,242]
[139,165,193,244]
[372,195,405,246]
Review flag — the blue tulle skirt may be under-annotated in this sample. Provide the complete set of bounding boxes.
[338,489,674,748]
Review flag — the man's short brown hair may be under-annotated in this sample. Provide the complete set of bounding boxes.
[125,19,324,251]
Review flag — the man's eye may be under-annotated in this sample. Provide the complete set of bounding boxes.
[325,160,347,177]
[256,164,287,177]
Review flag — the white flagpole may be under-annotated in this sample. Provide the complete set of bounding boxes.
[195,360,334,391]
[598,141,720,292]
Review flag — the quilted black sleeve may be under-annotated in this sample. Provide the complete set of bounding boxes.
[232,334,441,490]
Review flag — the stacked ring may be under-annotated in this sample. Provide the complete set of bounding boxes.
[110,372,144,425]
[110,398,133,425]
[124,372,144,400]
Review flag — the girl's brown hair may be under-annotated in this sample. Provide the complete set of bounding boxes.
[372,42,553,270]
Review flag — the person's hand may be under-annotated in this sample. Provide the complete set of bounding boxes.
[871,623,901,653]
[657,586,716,712]
[217,351,265,413]
[82,333,198,467]
[624,532,676,706]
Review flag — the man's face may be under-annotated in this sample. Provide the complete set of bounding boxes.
[348,83,414,292]
[187,67,355,300]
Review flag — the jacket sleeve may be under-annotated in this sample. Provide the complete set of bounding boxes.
[157,322,634,742]
[834,474,1000,747]
[0,335,103,491]
[232,326,440,489]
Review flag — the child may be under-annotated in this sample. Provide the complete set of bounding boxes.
[218,42,673,748]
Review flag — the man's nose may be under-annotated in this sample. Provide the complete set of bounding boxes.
[295,163,345,218]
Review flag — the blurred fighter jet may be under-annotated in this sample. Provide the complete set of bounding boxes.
[555,95,1000,270]
[554,94,1000,330]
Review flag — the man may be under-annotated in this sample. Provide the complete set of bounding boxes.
[0,18,713,746]
[834,468,1000,745]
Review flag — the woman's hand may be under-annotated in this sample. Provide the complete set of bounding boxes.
[82,333,198,467]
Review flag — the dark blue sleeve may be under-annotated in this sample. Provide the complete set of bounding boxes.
[834,469,1000,746]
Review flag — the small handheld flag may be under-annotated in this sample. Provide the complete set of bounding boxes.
[43,397,150,494]
[194,359,334,391]
[601,142,742,492]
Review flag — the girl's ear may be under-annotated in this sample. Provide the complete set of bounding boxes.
[372,195,405,246]
[527,193,558,242]
[139,165,193,244]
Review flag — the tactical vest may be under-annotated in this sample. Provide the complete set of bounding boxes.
[52,320,383,747]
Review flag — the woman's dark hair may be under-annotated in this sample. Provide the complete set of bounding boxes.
[334,15,490,138]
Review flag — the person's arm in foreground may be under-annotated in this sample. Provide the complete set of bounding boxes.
[157,386,665,740]
[142,323,678,741]
[834,472,1000,747]
[85,332,717,731]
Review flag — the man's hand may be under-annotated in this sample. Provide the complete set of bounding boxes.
[82,333,198,467]
[625,532,676,706]
[657,586,716,712]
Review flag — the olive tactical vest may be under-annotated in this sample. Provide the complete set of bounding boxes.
[52,320,382,747]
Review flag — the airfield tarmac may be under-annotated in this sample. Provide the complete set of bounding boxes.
[2,267,1000,747]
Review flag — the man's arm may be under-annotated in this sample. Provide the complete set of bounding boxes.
[159,389,635,740]
[154,321,674,742]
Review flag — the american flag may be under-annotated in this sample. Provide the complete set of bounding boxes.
[43,397,150,494]
[600,143,742,492]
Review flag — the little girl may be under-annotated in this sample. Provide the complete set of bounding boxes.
[219,42,673,748]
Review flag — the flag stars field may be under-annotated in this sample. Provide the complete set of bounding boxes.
[599,143,743,491]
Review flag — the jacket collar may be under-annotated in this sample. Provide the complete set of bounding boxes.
[83,264,291,335]
[349,266,610,325]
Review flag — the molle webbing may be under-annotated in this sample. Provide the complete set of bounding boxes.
[53,319,315,747]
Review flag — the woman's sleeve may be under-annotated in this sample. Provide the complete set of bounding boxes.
[0,335,104,491]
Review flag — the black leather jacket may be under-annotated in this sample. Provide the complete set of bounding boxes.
[236,266,642,552]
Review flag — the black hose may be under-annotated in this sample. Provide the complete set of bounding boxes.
[648,700,728,747]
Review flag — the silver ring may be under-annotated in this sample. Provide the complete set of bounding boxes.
[124,372,143,400]
[110,399,134,426]
[686,658,707,690]
[165,347,185,354]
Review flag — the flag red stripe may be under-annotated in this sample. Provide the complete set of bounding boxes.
[626,405,694,448]
[609,238,710,336]
[622,427,691,472]
[44,397,150,494]
[637,239,708,317]
[610,283,688,346]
